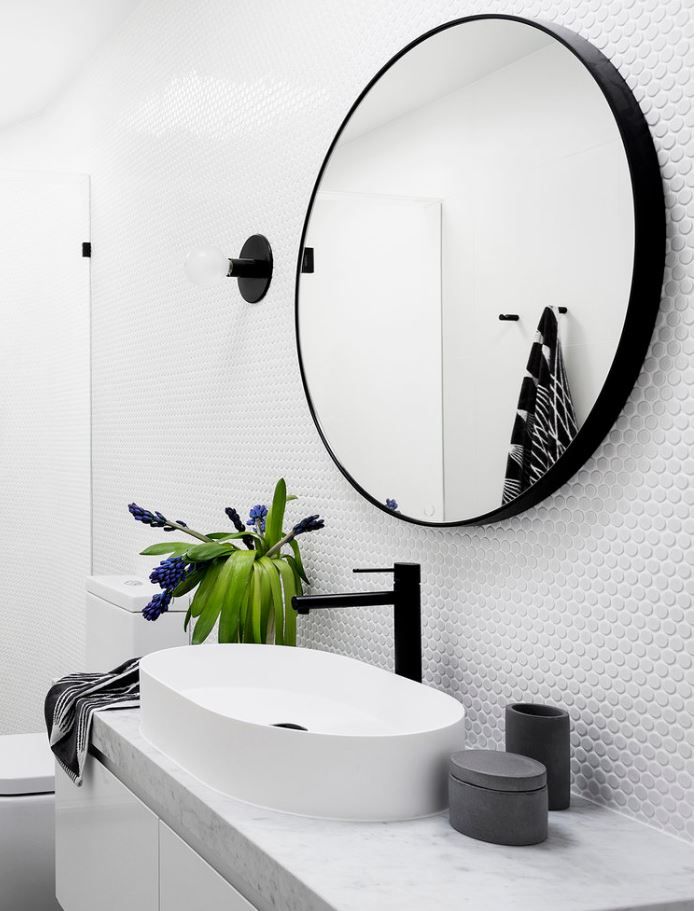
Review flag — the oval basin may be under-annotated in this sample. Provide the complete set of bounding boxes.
[140,644,465,821]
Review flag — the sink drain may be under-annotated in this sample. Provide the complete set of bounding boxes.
[270,722,308,731]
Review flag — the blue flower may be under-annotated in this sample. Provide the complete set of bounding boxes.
[142,590,172,621]
[150,557,188,590]
[292,514,325,535]
[128,503,167,527]
[385,499,399,511]
[247,504,268,533]
[128,503,186,532]
[226,507,255,550]
[225,507,245,532]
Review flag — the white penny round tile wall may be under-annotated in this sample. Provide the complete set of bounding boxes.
[0,0,690,838]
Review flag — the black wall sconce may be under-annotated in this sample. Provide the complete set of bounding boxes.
[185,234,273,303]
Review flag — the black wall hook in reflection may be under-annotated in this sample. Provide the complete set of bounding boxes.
[499,307,567,321]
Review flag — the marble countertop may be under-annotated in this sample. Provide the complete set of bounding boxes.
[92,710,693,911]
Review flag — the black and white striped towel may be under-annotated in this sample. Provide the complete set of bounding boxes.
[502,306,578,505]
[44,658,140,784]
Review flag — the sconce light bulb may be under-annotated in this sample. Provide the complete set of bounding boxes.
[184,246,230,287]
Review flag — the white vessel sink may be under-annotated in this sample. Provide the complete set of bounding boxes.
[140,644,464,821]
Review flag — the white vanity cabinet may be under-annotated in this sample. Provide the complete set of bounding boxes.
[159,822,256,911]
[56,758,260,911]
[55,760,159,911]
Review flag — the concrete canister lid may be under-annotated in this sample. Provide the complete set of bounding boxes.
[450,749,547,792]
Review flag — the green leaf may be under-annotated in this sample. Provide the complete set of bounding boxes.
[288,539,309,584]
[218,550,256,643]
[139,542,190,556]
[283,553,305,587]
[192,594,223,644]
[249,564,263,643]
[208,530,263,545]
[183,605,192,632]
[259,557,284,645]
[242,573,255,642]
[188,560,224,619]
[239,579,251,642]
[257,562,272,643]
[186,542,232,562]
[252,534,268,558]
[170,567,205,598]
[286,494,298,502]
[276,557,299,647]
[264,478,287,547]
[193,551,246,644]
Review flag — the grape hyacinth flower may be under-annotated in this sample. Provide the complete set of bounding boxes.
[225,507,245,532]
[149,556,189,590]
[266,513,325,558]
[292,515,325,536]
[247,504,268,533]
[142,590,172,621]
[127,503,213,543]
[128,503,170,528]
[128,502,189,533]
[225,507,255,550]
[385,498,399,511]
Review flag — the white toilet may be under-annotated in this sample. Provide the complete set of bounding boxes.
[0,575,188,910]
[0,733,58,911]
[84,574,189,671]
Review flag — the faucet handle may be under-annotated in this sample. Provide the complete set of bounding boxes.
[354,564,421,585]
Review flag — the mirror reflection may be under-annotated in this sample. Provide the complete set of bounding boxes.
[298,19,635,523]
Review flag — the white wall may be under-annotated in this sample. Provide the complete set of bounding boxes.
[0,0,690,839]
[322,37,634,519]
[0,0,141,131]
[0,170,91,734]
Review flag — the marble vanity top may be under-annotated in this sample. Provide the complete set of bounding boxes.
[92,710,693,911]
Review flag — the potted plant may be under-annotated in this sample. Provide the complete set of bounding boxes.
[128,479,324,645]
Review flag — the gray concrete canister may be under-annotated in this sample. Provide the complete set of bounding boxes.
[448,749,548,846]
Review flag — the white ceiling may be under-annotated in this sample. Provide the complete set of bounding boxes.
[0,0,141,131]
[341,20,553,143]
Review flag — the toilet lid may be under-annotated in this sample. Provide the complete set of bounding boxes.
[0,733,55,795]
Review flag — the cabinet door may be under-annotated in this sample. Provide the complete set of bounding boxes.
[159,822,258,911]
[55,760,158,911]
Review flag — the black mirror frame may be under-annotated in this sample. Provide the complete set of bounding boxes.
[295,14,666,528]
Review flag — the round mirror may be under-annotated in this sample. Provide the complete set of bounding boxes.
[296,15,664,526]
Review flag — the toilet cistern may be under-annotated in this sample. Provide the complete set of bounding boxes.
[292,562,422,683]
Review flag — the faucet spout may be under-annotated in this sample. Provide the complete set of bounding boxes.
[292,590,394,614]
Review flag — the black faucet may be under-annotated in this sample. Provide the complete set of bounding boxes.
[291,562,422,683]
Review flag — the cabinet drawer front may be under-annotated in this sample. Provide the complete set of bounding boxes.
[55,760,158,911]
[159,822,258,911]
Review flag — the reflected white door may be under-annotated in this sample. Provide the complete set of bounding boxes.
[300,191,443,521]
